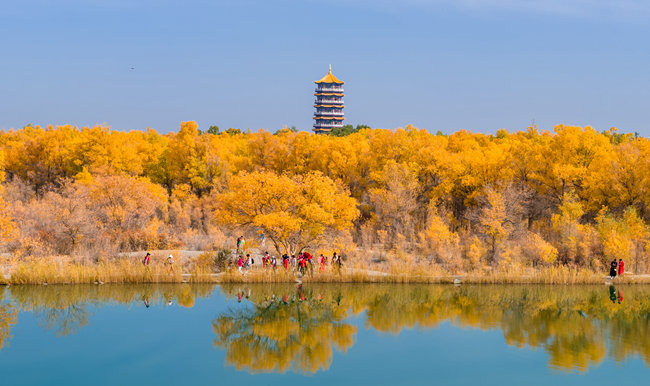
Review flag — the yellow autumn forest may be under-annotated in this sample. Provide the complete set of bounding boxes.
[0,121,649,281]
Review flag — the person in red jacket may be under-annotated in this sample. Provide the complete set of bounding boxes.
[619,259,625,276]
[142,252,151,265]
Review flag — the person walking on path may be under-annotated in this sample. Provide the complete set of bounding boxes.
[618,259,625,276]
[236,236,245,254]
[319,254,326,272]
[238,255,244,273]
[334,252,343,273]
[609,259,618,278]
[166,254,174,273]
[143,252,151,266]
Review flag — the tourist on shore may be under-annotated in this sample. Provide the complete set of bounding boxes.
[263,252,270,268]
[238,255,244,273]
[298,254,307,275]
[283,254,289,270]
[143,252,151,266]
[236,236,245,254]
[303,252,313,276]
[291,255,297,270]
[246,253,253,268]
[167,254,174,273]
[319,254,326,271]
[334,252,343,273]
[619,259,625,276]
[271,255,277,270]
[609,259,618,278]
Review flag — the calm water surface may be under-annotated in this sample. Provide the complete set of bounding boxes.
[1,283,649,385]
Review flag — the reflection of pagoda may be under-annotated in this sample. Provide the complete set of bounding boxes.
[313,65,344,134]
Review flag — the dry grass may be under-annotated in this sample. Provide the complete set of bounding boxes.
[216,264,650,284]
[3,256,649,285]
[7,257,191,285]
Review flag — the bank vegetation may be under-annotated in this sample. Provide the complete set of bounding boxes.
[1,122,650,283]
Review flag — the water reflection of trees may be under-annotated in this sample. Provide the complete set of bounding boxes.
[3,284,215,340]
[0,303,18,350]
[2,283,650,373]
[213,285,356,374]
[216,284,650,373]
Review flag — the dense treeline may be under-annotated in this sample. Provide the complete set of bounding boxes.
[1,122,649,273]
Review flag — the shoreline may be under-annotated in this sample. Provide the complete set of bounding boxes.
[2,251,645,285]
[2,269,648,286]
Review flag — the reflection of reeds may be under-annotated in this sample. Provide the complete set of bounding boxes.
[8,283,216,310]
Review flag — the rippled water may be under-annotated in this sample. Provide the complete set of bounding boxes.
[1,283,649,385]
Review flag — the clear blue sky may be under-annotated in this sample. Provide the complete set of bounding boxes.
[1,0,649,134]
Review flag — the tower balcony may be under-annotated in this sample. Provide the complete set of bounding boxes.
[314,121,344,129]
[315,111,344,116]
[315,99,344,105]
[315,87,344,93]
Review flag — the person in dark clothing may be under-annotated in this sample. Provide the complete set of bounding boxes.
[609,259,618,278]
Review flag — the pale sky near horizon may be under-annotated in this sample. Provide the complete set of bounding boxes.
[1,0,649,135]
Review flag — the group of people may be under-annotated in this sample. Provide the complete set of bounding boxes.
[236,251,343,275]
[142,252,175,272]
[609,258,625,278]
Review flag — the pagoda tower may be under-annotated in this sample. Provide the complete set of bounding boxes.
[313,65,344,133]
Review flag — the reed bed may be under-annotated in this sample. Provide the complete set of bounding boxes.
[7,258,197,285]
[3,257,649,285]
[217,264,650,284]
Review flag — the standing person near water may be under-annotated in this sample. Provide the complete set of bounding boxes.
[236,236,245,254]
[238,255,244,273]
[166,254,174,273]
[143,252,151,265]
[619,259,625,276]
[609,259,618,278]
[319,254,326,271]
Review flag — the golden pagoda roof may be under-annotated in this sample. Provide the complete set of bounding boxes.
[314,65,344,84]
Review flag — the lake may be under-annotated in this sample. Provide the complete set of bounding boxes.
[1,283,649,385]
